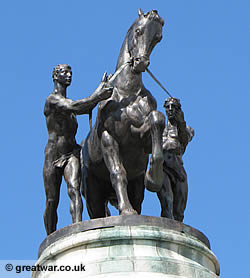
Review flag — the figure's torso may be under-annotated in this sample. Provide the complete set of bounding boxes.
[163,122,182,154]
[44,95,79,156]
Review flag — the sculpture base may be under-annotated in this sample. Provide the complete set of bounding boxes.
[32,216,220,278]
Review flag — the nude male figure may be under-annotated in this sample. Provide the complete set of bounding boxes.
[43,64,113,235]
[157,97,194,222]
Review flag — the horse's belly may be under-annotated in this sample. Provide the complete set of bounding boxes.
[121,148,148,179]
[104,112,132,140]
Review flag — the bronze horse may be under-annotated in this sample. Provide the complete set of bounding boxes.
[81,9,165,218]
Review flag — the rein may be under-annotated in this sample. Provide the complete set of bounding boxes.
[146,68,172,98]
[126,32,173,98]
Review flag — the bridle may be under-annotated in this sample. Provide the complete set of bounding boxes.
[88,30,173,130]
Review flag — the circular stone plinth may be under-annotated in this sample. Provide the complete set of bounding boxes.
[33,216,220,278]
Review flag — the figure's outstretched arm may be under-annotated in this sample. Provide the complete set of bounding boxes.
[49,73,113,115]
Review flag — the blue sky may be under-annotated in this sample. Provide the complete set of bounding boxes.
[1,1,249,277]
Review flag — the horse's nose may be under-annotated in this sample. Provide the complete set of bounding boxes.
[134,56,150,72]
[137,56,150,67]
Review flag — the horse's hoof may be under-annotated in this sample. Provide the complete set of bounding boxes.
[120,208,138,216]
[145,170,162,192]
[145,152,163,192]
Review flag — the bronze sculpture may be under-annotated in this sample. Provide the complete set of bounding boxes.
[42,10,195,230]
[157,97,194,221]
[43,64,113,235]
[81,9,165,219]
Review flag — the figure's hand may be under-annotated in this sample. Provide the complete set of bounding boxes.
[95,72,113,101]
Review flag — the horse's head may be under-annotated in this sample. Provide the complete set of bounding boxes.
[127,9,164,73]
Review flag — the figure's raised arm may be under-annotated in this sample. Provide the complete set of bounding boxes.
[48,72,113,115]
[46,94,92,114]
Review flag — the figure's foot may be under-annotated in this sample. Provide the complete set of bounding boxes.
[120,207,138,216]
[145,153,163,192]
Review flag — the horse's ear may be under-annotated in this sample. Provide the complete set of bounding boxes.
[138,8,144,16]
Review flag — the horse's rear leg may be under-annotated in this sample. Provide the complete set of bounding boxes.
[83,169,106,219]
[128,174,145,214]
[145,111,165,192]
[101,131,137,216]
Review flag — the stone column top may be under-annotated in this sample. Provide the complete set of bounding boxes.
[38,215,210,258]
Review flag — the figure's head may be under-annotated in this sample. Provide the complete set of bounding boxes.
[52,64,72,87]
[164,97,181,119]
[127,9,164,73]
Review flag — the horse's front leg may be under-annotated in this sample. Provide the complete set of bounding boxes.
[101,131,137,215]
[140,111,165,192]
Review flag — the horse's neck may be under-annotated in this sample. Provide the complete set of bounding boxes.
[114,39,143,96]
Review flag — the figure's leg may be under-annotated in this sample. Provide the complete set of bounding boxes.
[64,156,83,223]
[172,173,188,222]
[127,174,145,214]
[43,161,62,235]
[101,131,137,215]
[143,111,165,192]
[157,172,174,219]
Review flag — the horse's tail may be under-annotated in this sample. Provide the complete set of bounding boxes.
[80,139,85,147]
[80,144,85,198]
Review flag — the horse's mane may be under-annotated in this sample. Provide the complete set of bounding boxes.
[144,10,164,25]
